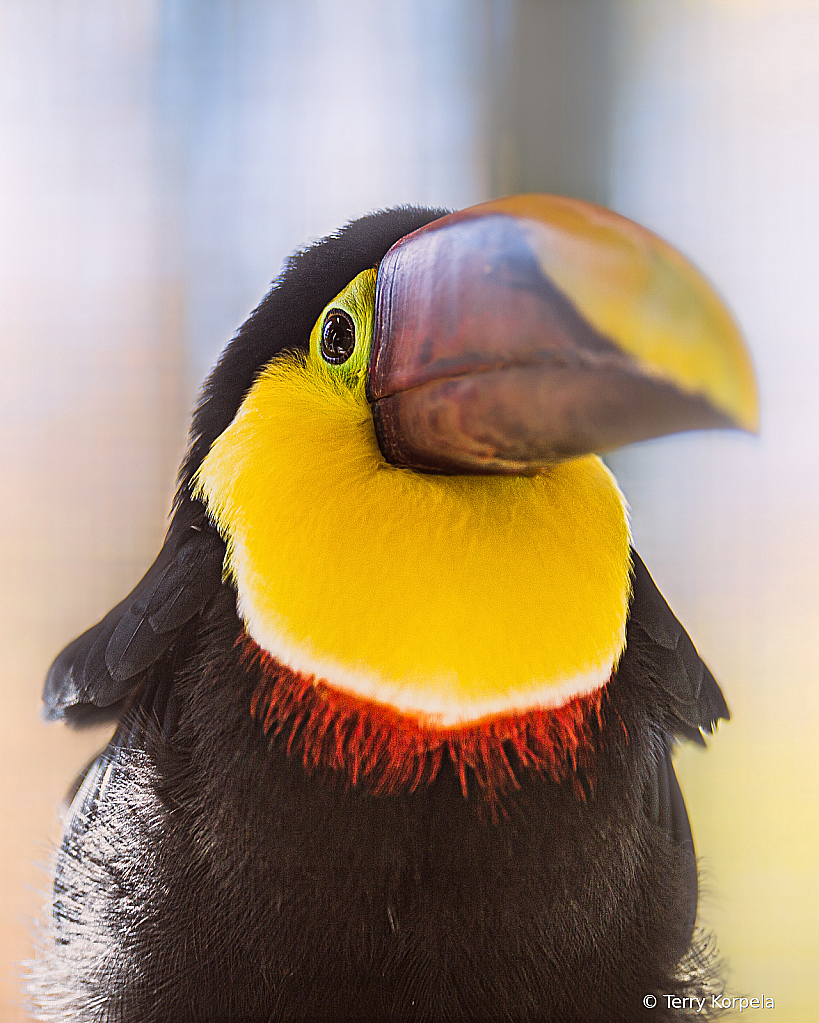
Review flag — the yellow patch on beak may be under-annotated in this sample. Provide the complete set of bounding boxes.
[484,195,758,432]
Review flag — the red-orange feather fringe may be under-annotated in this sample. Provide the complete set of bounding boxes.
[241,632,610,808]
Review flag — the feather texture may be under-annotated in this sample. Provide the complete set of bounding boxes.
[33,207,731,1022]
[42,509,224,722]
[31,573,727,1022]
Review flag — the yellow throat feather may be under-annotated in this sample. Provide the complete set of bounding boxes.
[194,271,632,727]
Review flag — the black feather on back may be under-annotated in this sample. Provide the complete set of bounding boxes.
[42,206,450,726]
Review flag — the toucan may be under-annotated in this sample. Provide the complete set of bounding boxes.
[31,196,757,1022]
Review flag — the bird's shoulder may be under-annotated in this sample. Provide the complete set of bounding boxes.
[42,498,226,725]
[624,548,729,743]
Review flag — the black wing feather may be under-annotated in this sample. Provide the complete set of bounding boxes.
[628,549,725,952]
[104,530,224,682]
[144,530,224,633]
[629,548,729,741]
[43,503,225,723]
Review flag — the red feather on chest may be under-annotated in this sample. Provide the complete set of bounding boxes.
[242,632,612,809]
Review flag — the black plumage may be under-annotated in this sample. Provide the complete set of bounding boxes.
[33,207,728,1023]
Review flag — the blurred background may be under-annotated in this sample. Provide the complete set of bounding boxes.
[1,0,817,1019]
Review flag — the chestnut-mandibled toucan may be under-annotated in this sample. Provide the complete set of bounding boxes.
[32,197,757,1022]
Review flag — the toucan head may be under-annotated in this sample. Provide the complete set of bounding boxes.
[191,196,757,744]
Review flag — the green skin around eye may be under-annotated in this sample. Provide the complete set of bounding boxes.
[308,268,377,389]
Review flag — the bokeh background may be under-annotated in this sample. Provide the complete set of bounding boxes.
[2,1,818,1019]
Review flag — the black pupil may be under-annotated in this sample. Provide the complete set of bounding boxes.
[320,309,356,364]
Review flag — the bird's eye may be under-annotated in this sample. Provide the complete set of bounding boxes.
[320,309,356,365]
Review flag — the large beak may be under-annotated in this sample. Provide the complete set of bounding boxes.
[368,195,758,474]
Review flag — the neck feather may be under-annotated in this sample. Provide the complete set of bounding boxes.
[241,633,611,810]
